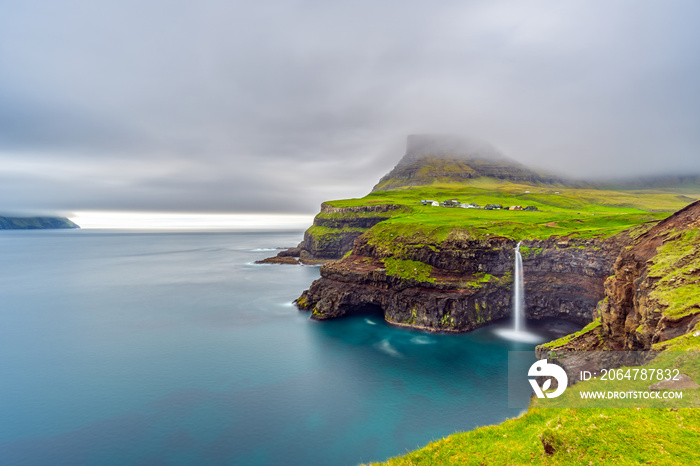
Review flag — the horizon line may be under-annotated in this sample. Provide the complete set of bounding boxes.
[68,211,315,230]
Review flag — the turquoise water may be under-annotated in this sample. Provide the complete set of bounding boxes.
[0,230,578,465]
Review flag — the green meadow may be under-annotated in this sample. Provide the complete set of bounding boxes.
[373,406,700,465]
[322,178,694,244]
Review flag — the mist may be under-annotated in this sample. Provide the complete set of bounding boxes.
[2,0,699,215]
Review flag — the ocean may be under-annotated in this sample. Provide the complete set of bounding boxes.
[0,229,578,465]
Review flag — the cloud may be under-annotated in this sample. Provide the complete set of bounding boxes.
[1,0,699,214]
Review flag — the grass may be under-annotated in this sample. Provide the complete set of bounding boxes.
[326,178,693,212]
[383,257,435,283]
[647,229,700,319]
[316,208,407,220]
[654,323,700,351]
[305,225,367,245]
[539,318,603,350]
[374,407,700,465]
[319,179,690,245]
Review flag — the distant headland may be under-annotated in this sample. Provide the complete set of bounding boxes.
[0,216,79,230]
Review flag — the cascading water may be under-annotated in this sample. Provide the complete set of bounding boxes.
[513,241,525,332]
[493,241,542,343]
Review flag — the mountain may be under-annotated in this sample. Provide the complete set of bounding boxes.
[262,134,697,265]
[0,216,79,230]
[372,134,571,191]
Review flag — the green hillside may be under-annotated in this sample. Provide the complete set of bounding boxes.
[322,178,694,246]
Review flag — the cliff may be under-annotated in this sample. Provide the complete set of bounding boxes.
[296,232,627,331]
[0,216,79,229]
[541,200,700,352]
[258,203,406,264]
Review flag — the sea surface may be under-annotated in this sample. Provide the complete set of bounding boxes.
[0,229,580,465]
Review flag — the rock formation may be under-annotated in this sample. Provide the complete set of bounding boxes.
[598,200,700,349]
[296,233,626,332]
[538,200,700,352]
[257,203,406,264]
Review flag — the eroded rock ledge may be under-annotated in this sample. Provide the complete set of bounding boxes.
[538,200,700,353]
[296,233,626,332]
[257,203,406,265]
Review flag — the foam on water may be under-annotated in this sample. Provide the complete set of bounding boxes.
[492,328,545,344]
[410,335,435,345]
[375,339,402,357]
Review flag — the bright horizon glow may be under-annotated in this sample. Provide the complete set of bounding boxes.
[69,211,315,230]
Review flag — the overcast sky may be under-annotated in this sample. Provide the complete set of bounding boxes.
[1,0,699,215]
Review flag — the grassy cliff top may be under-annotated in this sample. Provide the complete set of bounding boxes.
[320,178,693,244]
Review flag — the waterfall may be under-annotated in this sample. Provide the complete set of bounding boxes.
[513,241,525,332]
[492,241,542,343]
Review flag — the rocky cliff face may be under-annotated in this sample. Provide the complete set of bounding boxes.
[259,203,405,264]
[299,203,405,262]
[538,200,700,353]
[296,232,625,332]
[598,200,700,350]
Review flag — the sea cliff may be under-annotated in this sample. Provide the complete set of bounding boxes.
[539,199,700,353]
[0,216,78,229]
[296,229,627,331]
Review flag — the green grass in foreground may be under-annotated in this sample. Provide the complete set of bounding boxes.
[374,407,700,465]
[375,325,700,465]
